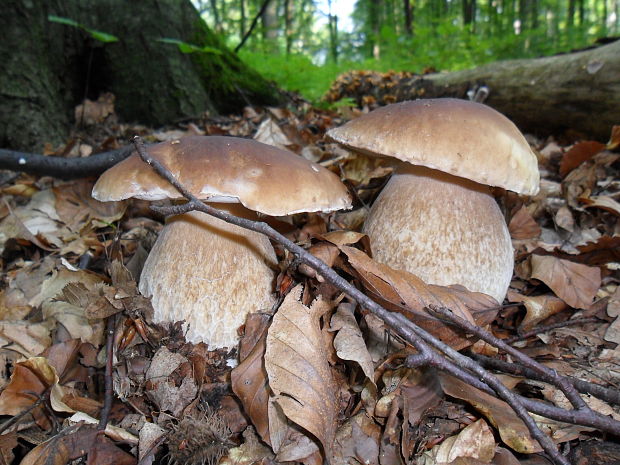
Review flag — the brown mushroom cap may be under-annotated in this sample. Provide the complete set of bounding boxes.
[327,98,539,195]
[92,135,351,214]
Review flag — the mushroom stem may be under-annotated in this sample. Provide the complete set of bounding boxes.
[363,165,513,302]
[139,204,277,349]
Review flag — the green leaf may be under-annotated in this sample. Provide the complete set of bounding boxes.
[84,28,119,43]
[156,38,222,55]
[48,15,80,28]
[47,15,118,43]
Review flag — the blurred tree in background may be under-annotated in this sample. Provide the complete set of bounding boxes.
[194,0,619,101]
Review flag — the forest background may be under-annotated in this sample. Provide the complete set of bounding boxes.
[196,0,619,102]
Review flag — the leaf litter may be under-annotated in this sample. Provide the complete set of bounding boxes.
[0,95,617,464]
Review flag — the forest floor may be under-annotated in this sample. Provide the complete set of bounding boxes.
[0,91,618,465]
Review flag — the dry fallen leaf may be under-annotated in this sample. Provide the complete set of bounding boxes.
[231,327,271,445]
[559,141,606,177]
[530,255,601,309]
[341,246,498,349]
[439,374,542,454]
[0,357,58,416]
[581,195,620,217]
[330,302,375,384]
[420,418,495,464]
[509,206,541,240]
[265,285,338,459]
[506,291,568,331]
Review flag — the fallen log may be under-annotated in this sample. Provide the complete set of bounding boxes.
[326,40,620,140]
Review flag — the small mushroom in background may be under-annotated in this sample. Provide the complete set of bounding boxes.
[327,98,540,303]
[92,136,351,349]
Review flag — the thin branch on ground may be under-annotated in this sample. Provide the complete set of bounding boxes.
[98,314,117,431]
[133,135,573,465]
[0,145,133,178]
[470,352,620,406]
[503,317,601,344]
[427,305,587,410]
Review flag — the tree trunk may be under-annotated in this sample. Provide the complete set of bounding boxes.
[325,40,620,140]
[0,0,282,152]
[403,0,413,36]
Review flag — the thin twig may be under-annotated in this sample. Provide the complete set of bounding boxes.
[503,317,601,344]
[428,305,587,411]
[98,315,117,431]
[470,352,620,406]
[132,136,570,465]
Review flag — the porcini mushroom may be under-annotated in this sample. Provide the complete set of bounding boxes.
[327,99,539,302]
[93,136,351,348]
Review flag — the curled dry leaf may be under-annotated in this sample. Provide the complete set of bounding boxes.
[20,424,98,465]
[439,374,542,454]
[341,246,498,349]
[419,418,495,465]
[559,141,606,177]
[530,255,601,309]
[330,302,375,384]
[581,195,620,217]
[509,206,541,240]
[265,285,338,459]
[0,357,58,416]
[506,291,568,331]
[231,328,272,445]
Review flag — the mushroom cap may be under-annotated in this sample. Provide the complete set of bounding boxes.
[92,136,351,215]
[326,99,539,195]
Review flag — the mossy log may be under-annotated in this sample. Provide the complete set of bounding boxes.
[0,0,282,151]
[326,40,620,140]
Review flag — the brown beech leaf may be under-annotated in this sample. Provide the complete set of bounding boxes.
[341,246,498,349]
[20,424,98,465]
[265,286,338,459]
[53,179,126,233]
[86,435,136,465]
[530,255,601,309]
[607,125,620,149]
[559,141,606,177]
[231,327,271,445]
[330,302,375,384]
[0,357,58,416]
[421,418,495,464]
[581,195,620,217]
[506,291,568,331]
[439,374,542,454]
[509,206,541,240]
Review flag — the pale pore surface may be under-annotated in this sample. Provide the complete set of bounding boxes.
[139,209,277,349]
[363,166,514,302]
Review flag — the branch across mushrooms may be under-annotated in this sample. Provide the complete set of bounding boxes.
[93,136,351,349]
[327,99,539,302]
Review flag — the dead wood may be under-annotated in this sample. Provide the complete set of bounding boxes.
[326,40,620,140]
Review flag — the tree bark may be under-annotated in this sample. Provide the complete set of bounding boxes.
[0,0,282,152]
[326,40,620,140]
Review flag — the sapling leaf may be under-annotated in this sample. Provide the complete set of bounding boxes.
[157,38,223,55]
[48,15,119,43]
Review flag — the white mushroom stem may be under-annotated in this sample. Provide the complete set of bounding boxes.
[363,165,513,302]
[139,204,277,349]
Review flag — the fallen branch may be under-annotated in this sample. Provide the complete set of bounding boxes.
[132,136,572,465]
[0,146,133,179]
[470,352,620,406]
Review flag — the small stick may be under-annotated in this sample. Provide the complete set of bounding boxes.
[98,315,116,431]
[470,352,620,406]
[428,305,587,411]
[504,317,601,344]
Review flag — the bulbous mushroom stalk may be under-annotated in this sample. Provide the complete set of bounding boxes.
[139,206,277,348]
[363,165,513,302]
